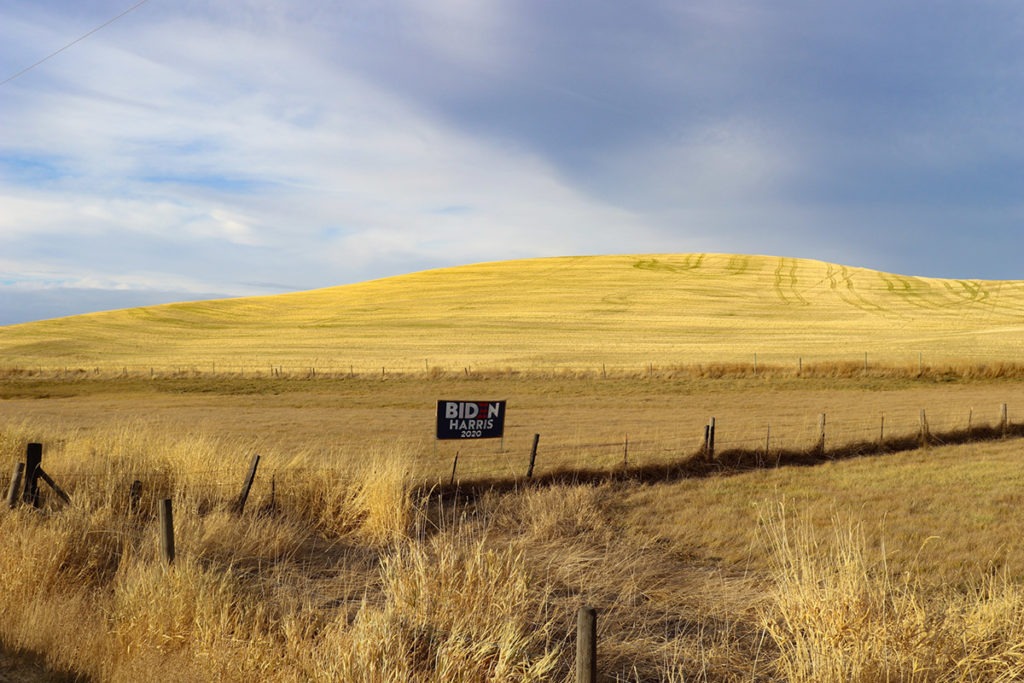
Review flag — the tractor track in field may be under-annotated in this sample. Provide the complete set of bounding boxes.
[773,258,809,306]
[823,265,891,316]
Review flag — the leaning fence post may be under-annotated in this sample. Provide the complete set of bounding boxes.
[36,469,70,506]
[919,409,930,448]
[526,434,540,479]
[234,454,260,515]
[576,606,597,683]
[159,499,175,564]
[707,418,716,461]
[7,462,25,509]
[450,451,460,486]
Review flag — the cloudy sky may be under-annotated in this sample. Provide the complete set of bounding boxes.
[2,1,1023,325]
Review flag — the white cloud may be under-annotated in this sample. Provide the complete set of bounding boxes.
[1,4,659,300]
[3,0,1024,326]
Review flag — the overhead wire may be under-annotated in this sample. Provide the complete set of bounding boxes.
[1,0,152,87]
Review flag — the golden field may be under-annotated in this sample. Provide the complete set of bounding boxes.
[3,253,1024,680]
[2,253,1024,371]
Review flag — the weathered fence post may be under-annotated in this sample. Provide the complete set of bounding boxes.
[23,443,42,507]
[879,414,885,447]
[623,436,629,469]
[707,417,716,461]
[450,451,460,486]
[526,434,540,479]
[159,499,175,565]
[37,469,70,505]
[7,462,24,509]
[576,606,597,683]
[1001,403,1009,437]
[234,454,260,515]
[817,414,826,456]
[919,409,930,447]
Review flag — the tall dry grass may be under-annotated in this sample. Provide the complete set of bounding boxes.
[0,422,586,681]
[4,419,1024,680]
[760,505,1024,682]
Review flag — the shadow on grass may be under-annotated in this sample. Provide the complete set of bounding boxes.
[421,423,1024,503]
[0,646,89,683]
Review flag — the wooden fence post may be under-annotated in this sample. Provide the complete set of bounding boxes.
[526,434,540,479]
[234,454,260,515]
[708,418,716,461]
[1001,403,1009,437]
[159,499,175,565]
[7,462,24,509]
[817,414,826,456]
[919,409,930,447]
[450,451,460,486]
[576,606,597,683]
[23,443,42,507]
[36,469,70,506]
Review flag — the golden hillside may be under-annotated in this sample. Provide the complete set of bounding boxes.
[2,253,1024,371]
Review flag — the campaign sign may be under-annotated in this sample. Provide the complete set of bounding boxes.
[436,400,506,440]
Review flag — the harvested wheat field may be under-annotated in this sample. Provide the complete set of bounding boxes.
[3,254,1024,681]
[2,254,1024,372]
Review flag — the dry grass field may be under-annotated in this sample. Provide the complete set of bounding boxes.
[2,253,1024,371]
[3,253,1024,680]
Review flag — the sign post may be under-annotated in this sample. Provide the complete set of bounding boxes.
[436,400,506,440]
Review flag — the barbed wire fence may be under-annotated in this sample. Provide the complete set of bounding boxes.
[11,397,1016,500]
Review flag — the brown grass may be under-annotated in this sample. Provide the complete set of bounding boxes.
[761,506,1024,681]
[3,412,1024,680]
[4,367,1024,680]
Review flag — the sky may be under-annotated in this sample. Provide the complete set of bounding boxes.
[2,1,1023,325]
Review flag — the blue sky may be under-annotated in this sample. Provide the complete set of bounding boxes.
[2,1,1023,325]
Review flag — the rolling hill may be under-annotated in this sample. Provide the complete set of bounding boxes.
[2,253,1024,372]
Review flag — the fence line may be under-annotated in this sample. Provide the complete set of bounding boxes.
[5,402,1018,502]
[5,353,1024,380]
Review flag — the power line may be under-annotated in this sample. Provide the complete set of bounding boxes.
[0,0,152,88]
